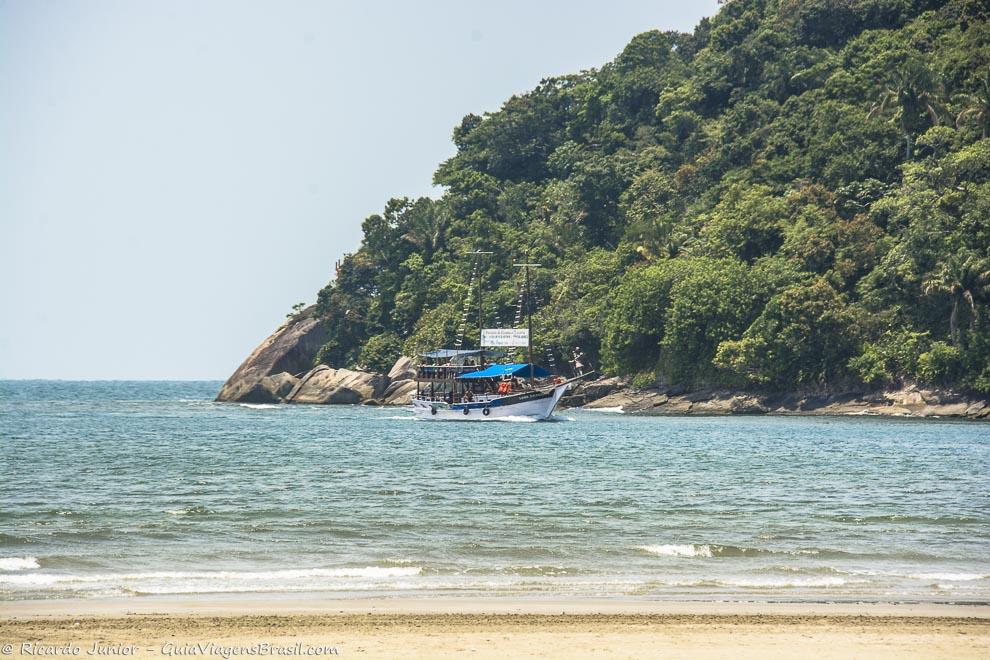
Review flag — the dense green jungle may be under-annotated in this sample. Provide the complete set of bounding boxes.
[310,0,990,394]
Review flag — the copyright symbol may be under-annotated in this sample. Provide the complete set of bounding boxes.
[1,642,13,655]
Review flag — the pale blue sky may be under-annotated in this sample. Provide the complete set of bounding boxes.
[0,0,719,379]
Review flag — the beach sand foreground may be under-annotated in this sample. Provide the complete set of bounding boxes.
[2,598,989,659]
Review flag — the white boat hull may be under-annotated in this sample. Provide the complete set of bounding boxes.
[411,382,570,421]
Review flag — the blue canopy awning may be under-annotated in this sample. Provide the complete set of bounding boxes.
[457,363,552,380]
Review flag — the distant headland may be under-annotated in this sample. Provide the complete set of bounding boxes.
[216,305,989,419]
[220,0,990,416]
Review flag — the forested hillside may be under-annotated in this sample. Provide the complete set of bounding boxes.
[311,0,990,394]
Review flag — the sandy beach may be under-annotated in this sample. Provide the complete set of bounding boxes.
[2,597,988,659]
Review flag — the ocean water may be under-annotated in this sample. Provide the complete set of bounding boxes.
[1,380,988,603]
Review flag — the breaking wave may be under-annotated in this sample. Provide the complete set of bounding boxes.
[0,566,425,595]
[633,544,877,559]
[0,557,40,571]
[908,572,989,582]
[636,544,714,558]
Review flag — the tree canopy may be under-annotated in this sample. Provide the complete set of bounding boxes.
[312,0,990,394]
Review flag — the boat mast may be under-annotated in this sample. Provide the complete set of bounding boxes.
[514,253,541,381]
[470,250,493,365]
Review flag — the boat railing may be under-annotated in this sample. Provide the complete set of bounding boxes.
[414,393,503,404]
[415,364,484,381]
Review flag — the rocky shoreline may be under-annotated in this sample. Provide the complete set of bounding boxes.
[563,377,990,420]
[217,310,989,420]
[215,307,416,406]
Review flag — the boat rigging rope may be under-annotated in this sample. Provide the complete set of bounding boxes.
[544,346,557,372]
[453,258,479,350]
[512,280,526,362]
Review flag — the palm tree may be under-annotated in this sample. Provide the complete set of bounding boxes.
[868,58,944,160]
[400,201,448,262]
[955,67,990,139]
[626,212,677,260]
[922,252,990,345]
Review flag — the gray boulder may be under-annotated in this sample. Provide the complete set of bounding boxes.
[216,306,327,402]
[237,372,300,404]
[387,356,416,381]
[380,356,418,405]
[382,379,418,406]
[286,365,388,404]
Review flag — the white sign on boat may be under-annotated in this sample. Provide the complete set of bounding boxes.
[481,328,529,347]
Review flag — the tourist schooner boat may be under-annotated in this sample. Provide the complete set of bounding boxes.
[410,254,586,421]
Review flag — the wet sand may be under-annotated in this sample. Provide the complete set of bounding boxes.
[2,597,988,658]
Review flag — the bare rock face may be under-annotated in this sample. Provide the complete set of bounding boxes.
[216,307,328,403]
[580,382,989,419]
[379,356,417,405]
[729,395,770,414]
[238,372,300,404]
[387,356,416,382]
[584,389,660,412]
[382,379,418,405]
[286,365,388,404]
[559,376,623,408]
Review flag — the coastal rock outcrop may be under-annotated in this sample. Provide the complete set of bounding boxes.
[217,319,989,419]
[382,380,418,406]
[217,316,412,406]
[387,356,416,382]
[238,372,300,404]
[578,383,989,420]
[286,365,388,404]
[216,306,328,403]
[381,356,417,405]
[558,376,623,408]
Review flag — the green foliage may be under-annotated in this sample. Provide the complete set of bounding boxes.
[848,330,931,386]
[867,56,947,159]
[916,341,964,385]
[402,303,461,359]
[358,333,403,374]
[696,184,787,262]
[658,258,768,385]
[715,278,859,387]
[601,260,692,374]
[286,302,306,319]
[302,0,989,396]
[630,371,658,390]
[546,248,627,365]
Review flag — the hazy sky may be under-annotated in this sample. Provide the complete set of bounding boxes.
[0,0,720,379]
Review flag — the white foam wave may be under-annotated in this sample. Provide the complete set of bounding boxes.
[908,572,989,582]
[326,566,422,578]
[586,406,625,414]
[636,544,713,558]
[7,566,987,598]
[238,403,280,409]
[716,576,847,588]
[0,557,40,571]
[0,566,423,594]
[0,565,422,587]
[165,506,212,516]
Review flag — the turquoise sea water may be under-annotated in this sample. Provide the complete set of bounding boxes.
[1,380,988,603]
